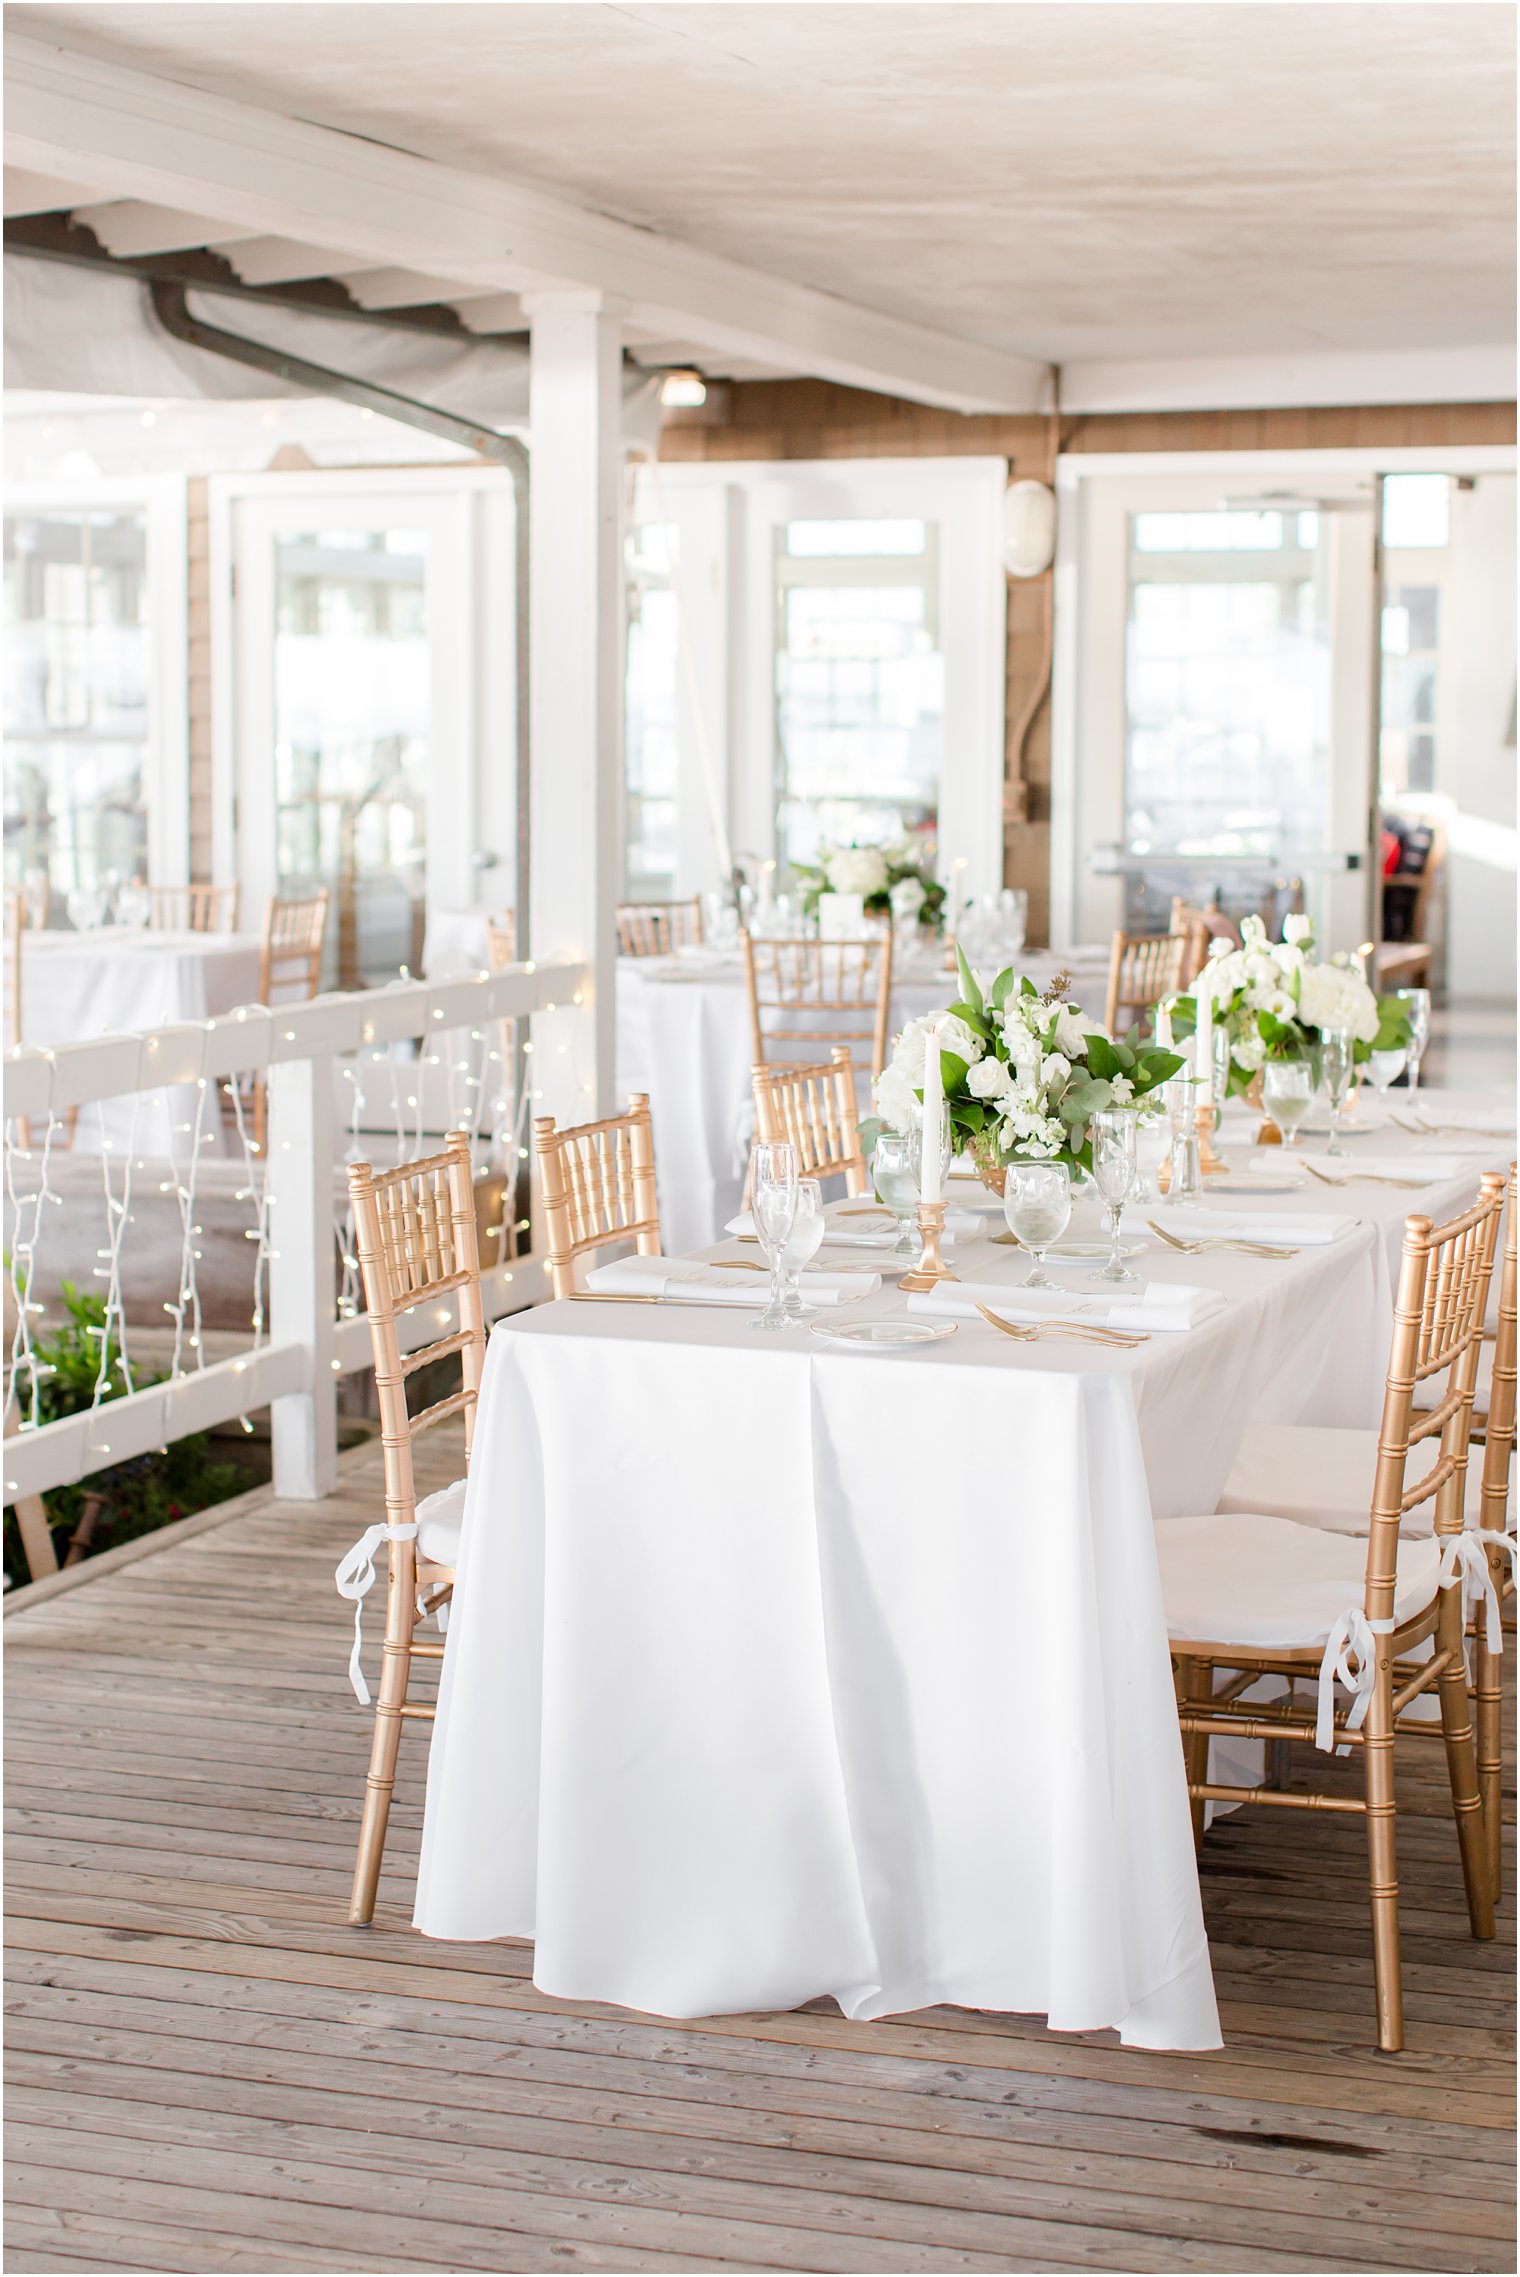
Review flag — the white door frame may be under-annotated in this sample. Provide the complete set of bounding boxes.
[1052,444,1518,948]
[5,471,189,887]
[208,465,517,922]
[652,455,1008,897]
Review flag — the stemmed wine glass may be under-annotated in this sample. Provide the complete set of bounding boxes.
[1365,1044,1408,1104]
[1132,1109,1170,1202]
[1262,1058,1314,1148]
[1320,1027,1355,1157]
[1089,1110,1139,1285]
[1003,1162,1071,1288]
[872,1131,921,1258]
[750,1143,799,1331]
[780,1179,826,1319]
[1396,988,1431,1092]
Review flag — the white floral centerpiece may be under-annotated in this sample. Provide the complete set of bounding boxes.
[865,948,1182,1186]
[1186,914,1410,1090]
[792,838,947,934]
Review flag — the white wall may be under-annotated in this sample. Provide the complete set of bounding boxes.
[1442,474,1517,1004]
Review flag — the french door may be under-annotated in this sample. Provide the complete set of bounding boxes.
[215,470,517,987]
[1057,467,1379,951]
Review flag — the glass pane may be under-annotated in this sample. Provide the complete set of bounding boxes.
[1379,583,1441,799]
[774,523,942,869]
[1122,508,1332,932]
[624,522,680,897]
[3,509,150,896]
[1382,474,1450,550]
[272,528,429,987]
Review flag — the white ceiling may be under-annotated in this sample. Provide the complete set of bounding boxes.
[8,1,1516,373]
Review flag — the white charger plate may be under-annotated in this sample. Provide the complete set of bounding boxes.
[810,1317,957,1348]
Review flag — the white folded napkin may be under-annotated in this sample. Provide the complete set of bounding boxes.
[1149,1206,1356,1247]
[583,1256,875,1304]
[1298,1152,1478,1182]
[1392,1106,1516,1137]
[907,1278,1225,1335]
[724,1201,981,1249]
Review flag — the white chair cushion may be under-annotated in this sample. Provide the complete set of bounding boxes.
[1156,1511,1442,1653]
[1217,1423,1481,1537]
[415,1478,466,1569]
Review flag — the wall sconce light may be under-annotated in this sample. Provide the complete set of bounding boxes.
[1002,478,1057,578]
[659,368,708,409]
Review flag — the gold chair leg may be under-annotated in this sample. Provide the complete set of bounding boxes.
[348,1629,411,1927]
[1473,1622,1505,1905]
[1175,1655,1210,1851]
[1434,1600,1497,1940]
[1362,1687,1404,2053]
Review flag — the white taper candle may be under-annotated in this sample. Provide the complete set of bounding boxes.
[920,1022,944,1204]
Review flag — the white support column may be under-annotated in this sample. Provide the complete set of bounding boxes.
[268,1052,337,1499]
[523,289,626,1122]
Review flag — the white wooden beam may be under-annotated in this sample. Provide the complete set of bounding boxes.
[331,265,481,311]
[525,290,625,1119]
[5,35,1046,415]
[3,162,101,214]
[215,235,358,286]
[72,198,261,256]
[449,292,526,335]
[1061,345,1518,415]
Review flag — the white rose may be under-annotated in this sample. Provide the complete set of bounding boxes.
[872,1064,918,1134]
[1040,1051,1072,1087]
[1051,1005,1093,1059]
[967,1055,1013,1101]
[1282,913,1314,948]
[891,1016,934,1081]
[825,846,889,897]
[934,1012,985,1066]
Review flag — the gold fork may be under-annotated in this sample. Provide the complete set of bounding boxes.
[973,1302,1148,1348]
[1147,1219,1298,1260]
[1302,1161,1427,1191]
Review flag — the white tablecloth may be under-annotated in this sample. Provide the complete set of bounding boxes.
[616,947,1113,1253]
[18,929,265,1158]
[414,1095,1513,2049]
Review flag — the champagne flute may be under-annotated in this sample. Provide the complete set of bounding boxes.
[1089,1110,1139,1285]
[1004,1161,1071,1289]
[1396,987,1431,1092]
[1262,1057,1314,1147]
[780,1179,826,1319]
[872,1131,921,1258]
[750,1143,799,1331]
[1320,1027,1355,1157]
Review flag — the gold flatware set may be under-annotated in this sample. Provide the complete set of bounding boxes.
[1302,1162,1427,1190]
[973,1302,1148,1348]
[1147,1220,1299,1259]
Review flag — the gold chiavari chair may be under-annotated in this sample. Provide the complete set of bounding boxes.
[1170,893,1242,956]
[1158,1173,1506,2050]
[147,880,240,933]
[1104,928,1190,1037]
[261,888,330,1002]
[617,897,703,957]
[752,1047,870,1198]
[338,1132,486,1926]
[742,929,894,1079]
[535,1094,662,1299]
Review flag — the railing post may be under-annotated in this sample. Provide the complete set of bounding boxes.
[268,1048,337,1499]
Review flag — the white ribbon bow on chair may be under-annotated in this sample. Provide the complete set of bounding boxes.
[1438,1530,1505,1654]
[335,1522,419,1706]
[1316,1610,1396,1753]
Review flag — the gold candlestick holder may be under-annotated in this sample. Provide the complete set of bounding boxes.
[899,1200,957,1292]
[1196,1101,1227,1176]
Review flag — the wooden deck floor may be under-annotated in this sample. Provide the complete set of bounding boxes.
[5,1428,1514,2276]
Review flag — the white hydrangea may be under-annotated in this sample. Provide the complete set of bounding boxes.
[825,845,889,897]
[871,1062,918,1134]
[1299,961,1380,1044]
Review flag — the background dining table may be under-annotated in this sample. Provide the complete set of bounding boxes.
[16,927,265,1157]
[415,1083,1512,2053]
[615,940,1114,1251]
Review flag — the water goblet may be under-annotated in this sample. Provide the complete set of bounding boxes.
[872,1131,921,1258]
[1089,1110,1139,1285]
[1366,1045,1407,1103]
[750,1143,799,1332]
[1262,1057,1314,1147]
[1004,1161,1071,1289]
[1132,1109,1171,1202]
[1320,1027,1355,1156]
[780,1179,826,1319]
[1395,988,1431,1092]
[115,878,153,930]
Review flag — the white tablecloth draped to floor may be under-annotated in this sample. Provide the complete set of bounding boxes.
[616,946,1113,1253]
[18,929,265,1158]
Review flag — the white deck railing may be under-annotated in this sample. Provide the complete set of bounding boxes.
[3,960,586,1511]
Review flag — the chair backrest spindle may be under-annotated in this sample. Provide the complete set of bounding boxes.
[535,1095,663,1298]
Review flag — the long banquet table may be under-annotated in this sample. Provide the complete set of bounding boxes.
[615,943,1113,1252]
[414,1085,1513,2052]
